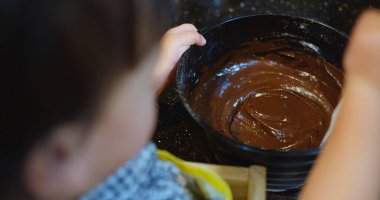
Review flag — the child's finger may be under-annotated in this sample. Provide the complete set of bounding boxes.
[355,9,380,32]
[349,10,380,46]
[344,9,380,88]
[167,23,198,34]
[171,31,207,46]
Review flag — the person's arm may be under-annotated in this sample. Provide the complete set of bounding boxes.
[300,10,380,200]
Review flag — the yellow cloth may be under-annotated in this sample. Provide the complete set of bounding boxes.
[157,150,233,200]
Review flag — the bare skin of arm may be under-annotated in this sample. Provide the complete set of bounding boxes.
[300,10,380,200]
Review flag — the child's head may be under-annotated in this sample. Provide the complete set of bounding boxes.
[0,0,167,199]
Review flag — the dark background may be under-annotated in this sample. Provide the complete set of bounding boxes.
[154,1,380,199]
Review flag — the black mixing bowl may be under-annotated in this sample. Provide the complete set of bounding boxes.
[177,14,347,191]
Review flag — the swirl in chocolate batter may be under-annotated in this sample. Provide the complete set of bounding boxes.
[190,37,343,151]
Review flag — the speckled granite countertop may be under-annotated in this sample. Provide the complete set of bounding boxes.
[169,0,380,33]
[154,1,380,199]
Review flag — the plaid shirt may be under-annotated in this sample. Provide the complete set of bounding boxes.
[80,143,191,200]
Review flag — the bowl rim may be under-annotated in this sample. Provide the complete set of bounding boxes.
[198,13,348,39]
[176,14,348,157]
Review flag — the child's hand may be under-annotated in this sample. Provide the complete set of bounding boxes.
[153,24,206,93]
[344,9,380,89]
[300,10,380,200]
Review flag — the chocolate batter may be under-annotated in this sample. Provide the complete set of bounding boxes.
[189,37,344,151]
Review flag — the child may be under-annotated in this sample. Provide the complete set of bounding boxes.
[0,0,208,199]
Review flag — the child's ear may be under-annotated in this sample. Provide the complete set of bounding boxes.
[24,122,89,200]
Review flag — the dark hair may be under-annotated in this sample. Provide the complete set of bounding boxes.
[0,0,168,198]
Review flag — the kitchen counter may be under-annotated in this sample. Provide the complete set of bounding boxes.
[154,1,380,199]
